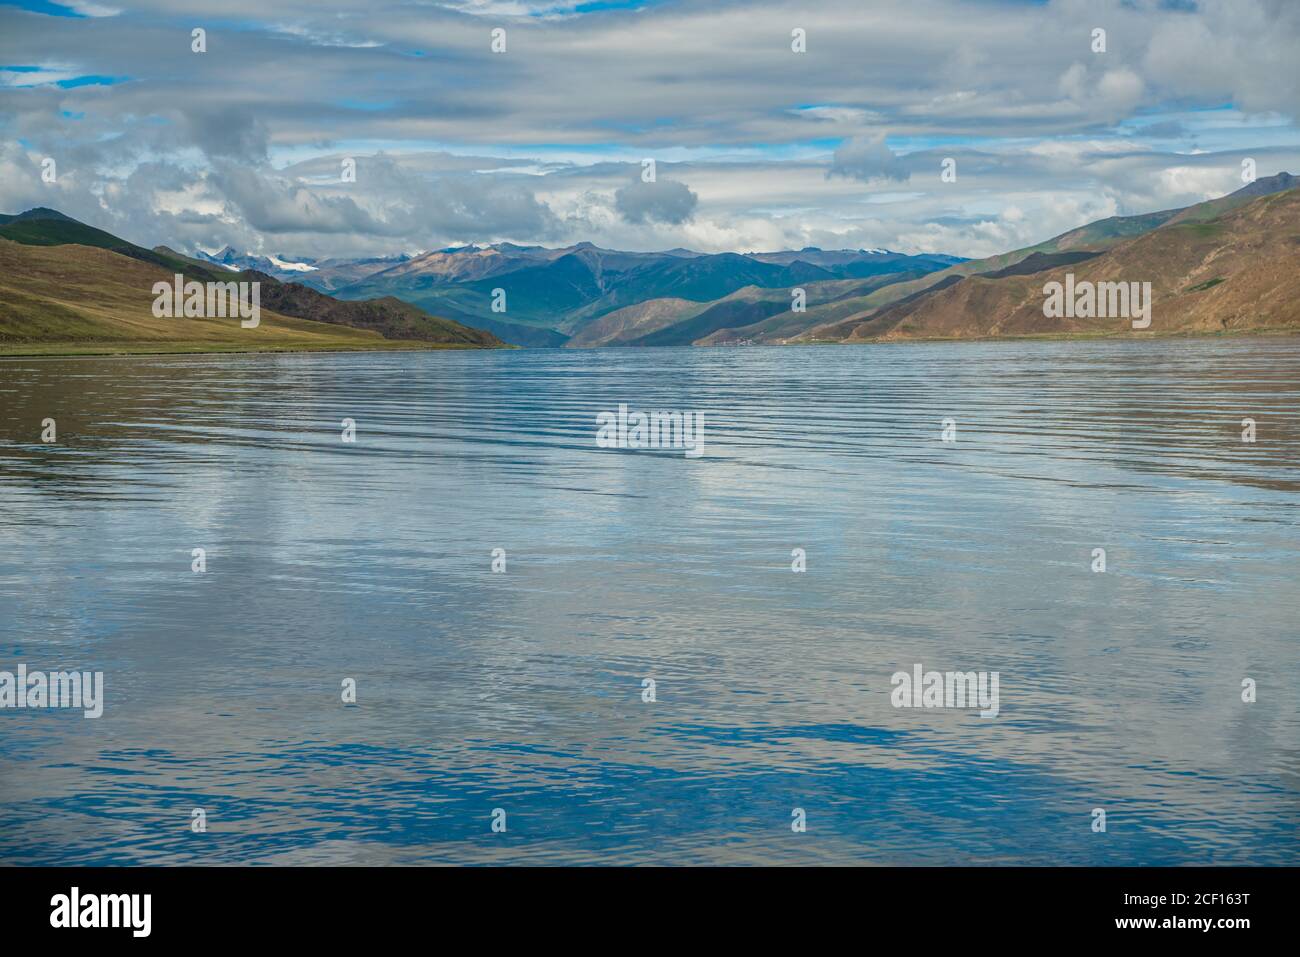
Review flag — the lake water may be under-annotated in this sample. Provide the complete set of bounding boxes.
[1,339,1298,865]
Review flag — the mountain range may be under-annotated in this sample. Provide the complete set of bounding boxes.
[224,241,965,347]
[189,173,1299,348]
[2,172,1297,355]
[192,246,414,292]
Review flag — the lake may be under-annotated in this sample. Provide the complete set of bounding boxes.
[1,339,1298,865]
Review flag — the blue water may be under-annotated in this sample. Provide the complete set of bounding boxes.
[1,339,1298,865]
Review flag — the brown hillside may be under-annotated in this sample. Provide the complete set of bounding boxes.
[840,187,1300,342]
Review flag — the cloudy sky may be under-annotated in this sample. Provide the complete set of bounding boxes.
[1,0,1298,259]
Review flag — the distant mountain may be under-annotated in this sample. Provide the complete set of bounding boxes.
[192,246,413,290]
[689,273,935,346]
[193,245,312,276]
[334,242,965,344]
[801,173,1300,343]
[0,208,503,355]
[566,298,707,347]
[627,272,929,347]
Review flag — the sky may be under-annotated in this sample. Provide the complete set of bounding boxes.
[1,0,1298,259]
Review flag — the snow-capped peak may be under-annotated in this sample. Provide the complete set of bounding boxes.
[267,254,317,273]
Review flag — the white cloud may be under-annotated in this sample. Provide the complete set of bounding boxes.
[0,0,1295,258]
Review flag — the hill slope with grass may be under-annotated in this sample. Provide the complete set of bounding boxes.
[823,182,1300,342]
[797,173,1300,344]
[0,209,503,355]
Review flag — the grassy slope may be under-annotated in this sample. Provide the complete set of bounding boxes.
[838,187,1300,342]
[0,239,467,356]
[0,216,229,281]
[800,174,1300,344]
[794,214,1186,343]
[566,297,708,346]
[691,272,931,345]
[570,274,920,347]
[0,213,504,354]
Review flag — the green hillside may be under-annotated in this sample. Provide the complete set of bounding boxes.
[0,209,504,355]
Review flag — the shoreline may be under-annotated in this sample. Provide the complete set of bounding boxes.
[791,327,1300,346]
[3,327,1297,359]
[0,340,515,359]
